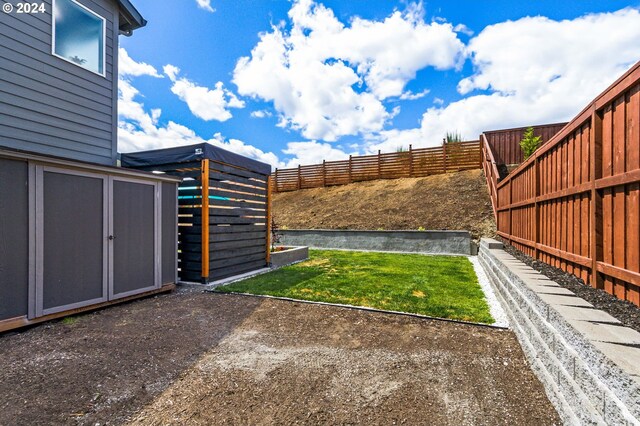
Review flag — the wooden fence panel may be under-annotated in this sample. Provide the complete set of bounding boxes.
[208,161,269,281]
[492,61,640,306]
[484,123,567,165]
[273,141,481,192]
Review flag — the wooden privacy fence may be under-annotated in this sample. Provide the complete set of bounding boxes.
[273,141,481,192]
[482,134,500,218]
[482,123,566,217]
[491,61,640,306]
[484,123,567,166]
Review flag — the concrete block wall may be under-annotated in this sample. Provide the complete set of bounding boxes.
[479,239,640,425]
[278,230,472,255]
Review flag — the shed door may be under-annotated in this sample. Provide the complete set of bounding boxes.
[38,168,108,316]
[109,178,158,299]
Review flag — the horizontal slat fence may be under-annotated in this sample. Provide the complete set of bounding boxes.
[131,159,270,283]
[273,141,481,192]
[493,61,640,306]
[485,123,567,165]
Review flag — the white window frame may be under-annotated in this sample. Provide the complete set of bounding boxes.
[51,0,107,78]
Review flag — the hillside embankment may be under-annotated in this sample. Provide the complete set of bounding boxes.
[272,169,496,240]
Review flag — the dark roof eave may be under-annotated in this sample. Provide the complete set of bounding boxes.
[117,0,146,36]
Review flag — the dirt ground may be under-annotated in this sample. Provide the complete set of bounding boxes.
[273,169,496,240]
[0,289,559,425]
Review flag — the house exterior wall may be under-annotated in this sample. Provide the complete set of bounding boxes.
[0,0,119,165]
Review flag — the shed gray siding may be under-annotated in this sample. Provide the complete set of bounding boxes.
[0,0,119,165]
[0,158,29,320]
[161,182,177,284]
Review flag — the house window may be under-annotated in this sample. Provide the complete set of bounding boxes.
[52,0,105,76]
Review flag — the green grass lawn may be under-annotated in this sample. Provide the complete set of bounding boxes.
[217,249,494,324]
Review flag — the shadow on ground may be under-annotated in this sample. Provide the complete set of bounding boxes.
[0,288,560,425]
[0,287,262,425]
[131,294,559,425]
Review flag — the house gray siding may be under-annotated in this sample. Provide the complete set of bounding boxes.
[0,0,119,165]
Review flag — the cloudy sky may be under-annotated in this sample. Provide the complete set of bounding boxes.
[118,0,640,169]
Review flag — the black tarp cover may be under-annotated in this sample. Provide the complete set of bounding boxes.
[120,143,272,176]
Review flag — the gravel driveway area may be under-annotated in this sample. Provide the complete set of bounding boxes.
[0,288,559,425]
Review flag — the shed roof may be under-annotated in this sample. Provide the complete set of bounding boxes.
[118,0,146,35]
[120,143,272,176]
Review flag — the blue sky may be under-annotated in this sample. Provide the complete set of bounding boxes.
[118,0,640,168]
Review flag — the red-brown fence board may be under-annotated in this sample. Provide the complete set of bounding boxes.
[273,141,481,192]
[484,123,567,165]
[487,61,640,306]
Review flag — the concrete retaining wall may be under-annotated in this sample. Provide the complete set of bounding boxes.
[278,229,472,255]
[479,239,640,425]
[270,246,309,268]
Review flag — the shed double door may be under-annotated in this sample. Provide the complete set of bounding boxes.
[36,167,159,317]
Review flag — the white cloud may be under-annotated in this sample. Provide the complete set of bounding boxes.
[399,89,430,100]
[163,64,180,81]
[163,65,244,122]
[370,8,640,153]
[117,53,279,168]
[118,48,162,78]
[117,51,344,170]
[458,10,640,97]
[281,141,352,167]
[118,79,280,167]
[453,23,473,36]
[251,109,272,118]
[195,0,215,13]
[233,0,464,142]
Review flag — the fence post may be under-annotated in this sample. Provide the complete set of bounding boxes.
[297,164,301,190]
[590,109,604,289]
[408,144,413,177]
[443,143,447,173]
[508,178,512,246]
[322,160,326,187]
[266,176,272,265]
[348,155,353,183]
[274,168,278,193]
[533,156,539,259]
[201,159,210,283]
[377,150,381,179]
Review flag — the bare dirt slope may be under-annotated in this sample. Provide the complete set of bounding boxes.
[273,169,496,239]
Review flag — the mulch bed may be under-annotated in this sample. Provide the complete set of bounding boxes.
[0,288,560,425]
[502,244,640,334]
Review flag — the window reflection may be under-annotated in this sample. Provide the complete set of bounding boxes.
[53,0,105,75]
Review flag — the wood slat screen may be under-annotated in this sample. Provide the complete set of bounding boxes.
[207,161,269,281]
[138,159,270,283]
[492,61,640,306]
[273,141,481,192]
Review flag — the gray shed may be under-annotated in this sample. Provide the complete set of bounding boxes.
[0,148,180,332]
